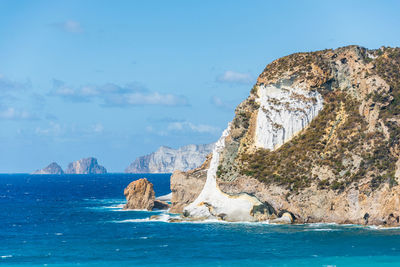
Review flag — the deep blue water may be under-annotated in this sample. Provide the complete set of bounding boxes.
[2,174,400,266]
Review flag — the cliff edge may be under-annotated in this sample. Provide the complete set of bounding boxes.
[171,45,400,226]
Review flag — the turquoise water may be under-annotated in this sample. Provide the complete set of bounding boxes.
[1,174,400,266]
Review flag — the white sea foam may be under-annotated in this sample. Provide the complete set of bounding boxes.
[367,225,400,230]
[113,212,176,223]
[83,198,125,204]
[304,229,340,232]
[304,222,340,227]
[1,255,12,259]
[115,218,150,223]
[84,198,127,211]
[103,204,125,209]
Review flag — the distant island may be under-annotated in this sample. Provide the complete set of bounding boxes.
[65,157,107,174]
[32,157,107,174]
[125,143,214,173]
[33,162,64,175]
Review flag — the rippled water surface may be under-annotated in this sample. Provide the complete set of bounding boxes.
[1,173,400,266]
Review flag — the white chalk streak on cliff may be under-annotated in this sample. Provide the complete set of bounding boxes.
[183,124,261,221]
[255,84,323,150]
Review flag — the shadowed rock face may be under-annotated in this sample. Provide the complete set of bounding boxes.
[33,162,64,175]
[171,45,400,226]
[125,143,214,173]
[124,178,155,210]
[123,178,169,211]
[65,157,107,174]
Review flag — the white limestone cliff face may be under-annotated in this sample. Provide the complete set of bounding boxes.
[183,125,265,221]
[182,84,324,222]
[254,83,323,150]
[125,143,214,173]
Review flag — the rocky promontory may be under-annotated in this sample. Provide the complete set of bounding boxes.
[125,143,214,173]
[171,45,400,226]
[32,162,64,175]
[65,157,107,174]
[123,178,169,210]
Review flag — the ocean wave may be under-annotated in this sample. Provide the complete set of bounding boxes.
[302,222,339,227]
[366,225,400,230]
[110,212,400,229]
[113,213,177,223]
[114,215,270,225]
[103,204,125,209]
[83,198,126,211]
[303,228,340,232]
[115,218,150,223]
[1,255,12,259]
[83,198,125,204]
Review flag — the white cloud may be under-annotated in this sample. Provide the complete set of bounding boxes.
[167,121,219,134]
[0,107,36,120]
[0,75,31,93]
[64,20,83,33]
[35,122,64,136]
[52,20,84,33]
[91,123,104,133]
[145,126,154,132]
[211,96,233,110]
[109,92,188,106]
[34,122,104,137]
[216,70,254,84]
[49,81,189,107]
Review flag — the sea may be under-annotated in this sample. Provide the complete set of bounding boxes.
[1,173,400,266]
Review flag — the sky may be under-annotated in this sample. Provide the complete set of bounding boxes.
[0,0,400,173]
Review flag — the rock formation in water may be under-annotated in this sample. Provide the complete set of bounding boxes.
[171,45,400,226]
[125,143,214,173]
[123,178,169,210]
[65,157,107,174]
[32,162,64,175]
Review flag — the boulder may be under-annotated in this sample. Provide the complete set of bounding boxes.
[123,178,169,211]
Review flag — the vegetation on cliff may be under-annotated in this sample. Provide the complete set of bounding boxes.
[217,46,400,194]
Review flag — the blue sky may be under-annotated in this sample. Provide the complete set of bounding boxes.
[1,0,399,173]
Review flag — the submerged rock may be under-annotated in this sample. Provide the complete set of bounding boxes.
[33,162,64,175]
[123,178,169,211]
[65,157,107,174]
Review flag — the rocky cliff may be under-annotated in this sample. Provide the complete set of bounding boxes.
[65,157,107,174]
[171,45,400,226]
[33,162,64,175]
[125,143,214,173]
